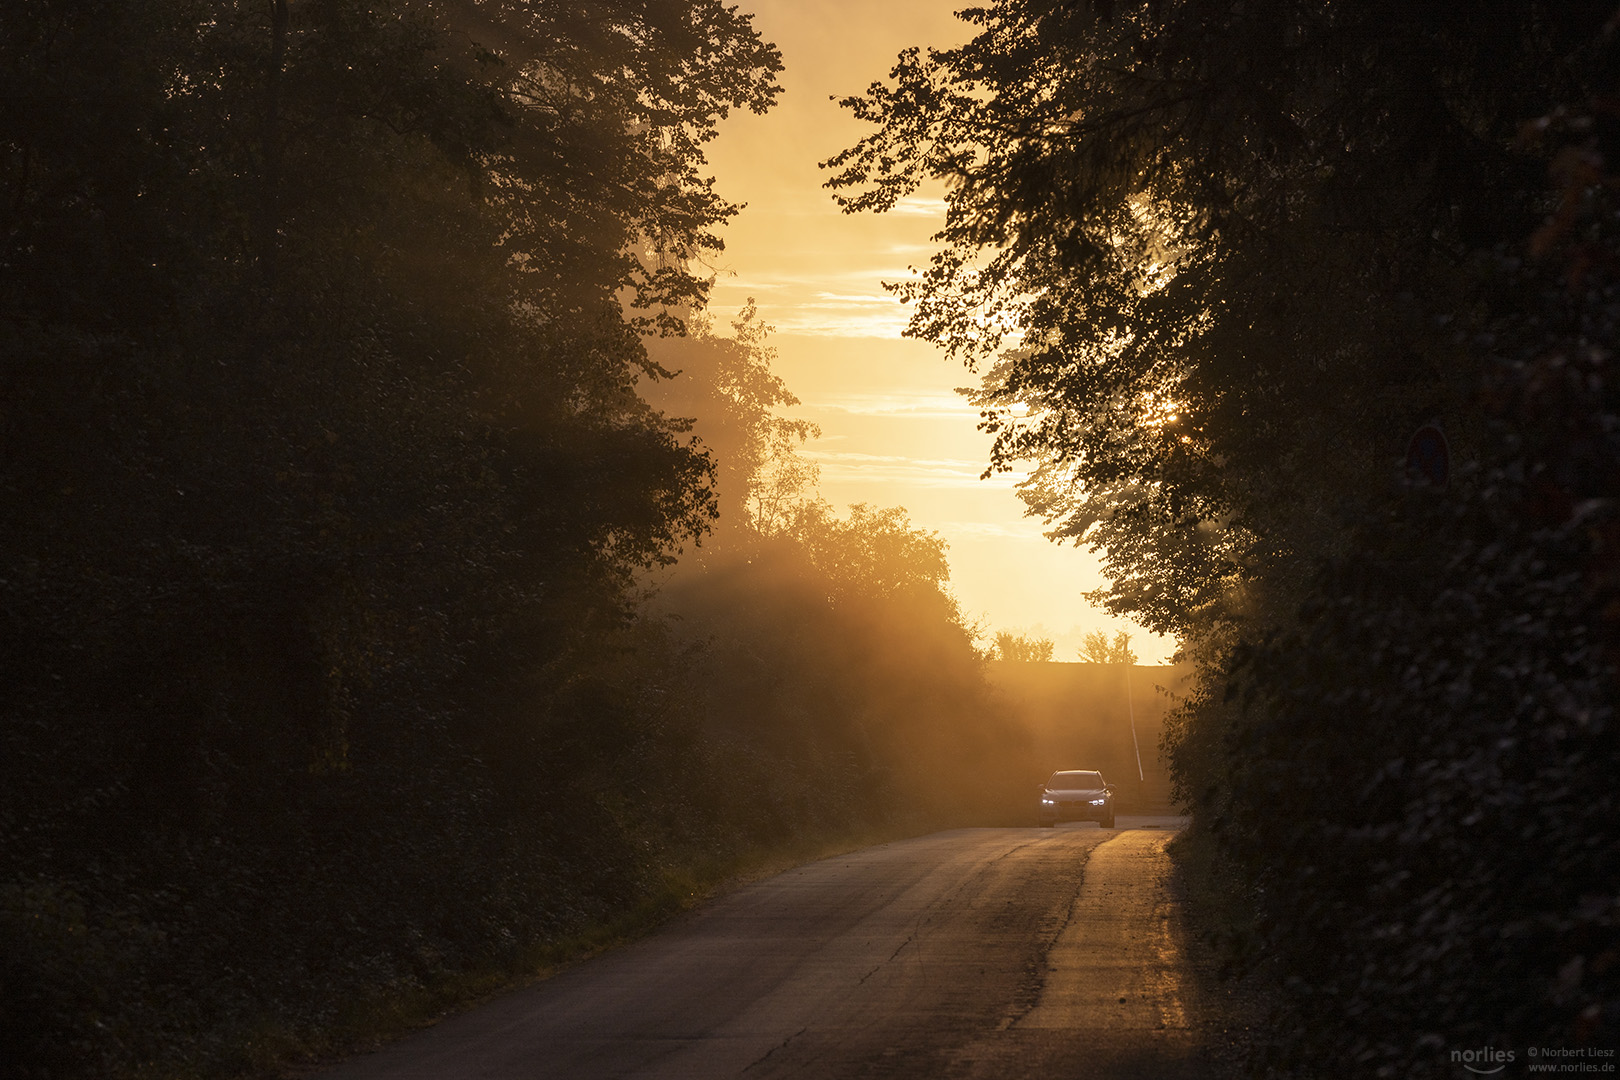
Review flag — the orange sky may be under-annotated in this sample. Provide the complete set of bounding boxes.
[700,1,1173,664]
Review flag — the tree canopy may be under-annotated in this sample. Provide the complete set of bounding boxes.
[831,0,1620,1071]
[1077,629,1134,665]
[0,2,788,1073]
[992,631,1054,662]
[824,0,1605,635]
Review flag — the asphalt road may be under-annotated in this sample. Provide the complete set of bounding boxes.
[318,816,1234,1080]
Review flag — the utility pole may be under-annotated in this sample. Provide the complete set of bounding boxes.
[1126,663,1143,781]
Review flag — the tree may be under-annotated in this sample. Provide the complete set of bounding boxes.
[824,0,1589,638]
[787,501,955,608]
[0,2,786,1073]
[827,2,1620,1072]
[643,301,820,543]
[1077,630,1134,666]
[0,0,786,763]
[994,632,1054,662]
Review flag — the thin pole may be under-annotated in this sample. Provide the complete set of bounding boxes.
[1126,663,1143,781]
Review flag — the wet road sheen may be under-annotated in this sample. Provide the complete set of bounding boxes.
[318,817,1217,1080]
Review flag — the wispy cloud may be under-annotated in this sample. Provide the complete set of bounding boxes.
[804,391,976,418]
[810,291,903,305]
[801,449,1019,489]
[716,280,788,292]
[934,520,1051,540]
[890,195,949,217]
[783,311,910,337]
[712,267,920,292]
[783,310,912,337]
[708,268,925,338]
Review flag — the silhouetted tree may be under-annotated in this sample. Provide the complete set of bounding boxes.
[995,632,1055,662]
[0,1,784,1074]
[643,301,819,545]
[1077,630,1134,665]
[832,1,1620,1072]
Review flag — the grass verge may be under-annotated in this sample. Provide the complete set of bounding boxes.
[1165,820,1281,1079]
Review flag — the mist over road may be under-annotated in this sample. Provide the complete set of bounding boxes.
[318,819,1234,1080]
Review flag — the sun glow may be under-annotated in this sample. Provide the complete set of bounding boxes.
[697,0,1177,664]
[1121,194,1193,297]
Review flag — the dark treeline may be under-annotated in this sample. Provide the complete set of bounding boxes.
[0,3,1040,1078]
[832,0,1618,1074]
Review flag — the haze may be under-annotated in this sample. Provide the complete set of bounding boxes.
[699,0,1173,664]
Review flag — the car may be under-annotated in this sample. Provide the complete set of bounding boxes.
[1037,770,1115,829]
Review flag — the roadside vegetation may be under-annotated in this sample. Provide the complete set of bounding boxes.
[0,4,1043,1078]
[832,1,1618,1075]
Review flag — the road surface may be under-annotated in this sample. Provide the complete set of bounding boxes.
[318,817,1238,1079]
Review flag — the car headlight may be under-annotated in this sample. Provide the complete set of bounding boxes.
[1041,796,1055,805]
[1089,798,1105,806]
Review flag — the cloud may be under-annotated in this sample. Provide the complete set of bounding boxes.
[716,280,789,291]
[810,291,904,305]
[801,448,1020,489]
[782,310,912,337]
[777,311,913,338]
[803,391,976,418]
[934,520,1051,540]
[707,268,927,338]
[890,195,949,217]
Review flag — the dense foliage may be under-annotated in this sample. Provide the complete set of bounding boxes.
[0,5,1051,1072]
[0,0,788,1074]
[832,0,1619,1073]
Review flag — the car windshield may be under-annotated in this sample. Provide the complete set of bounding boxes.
[1048,771,1104,790]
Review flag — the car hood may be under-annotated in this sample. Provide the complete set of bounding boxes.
[1045,788,1108,798]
